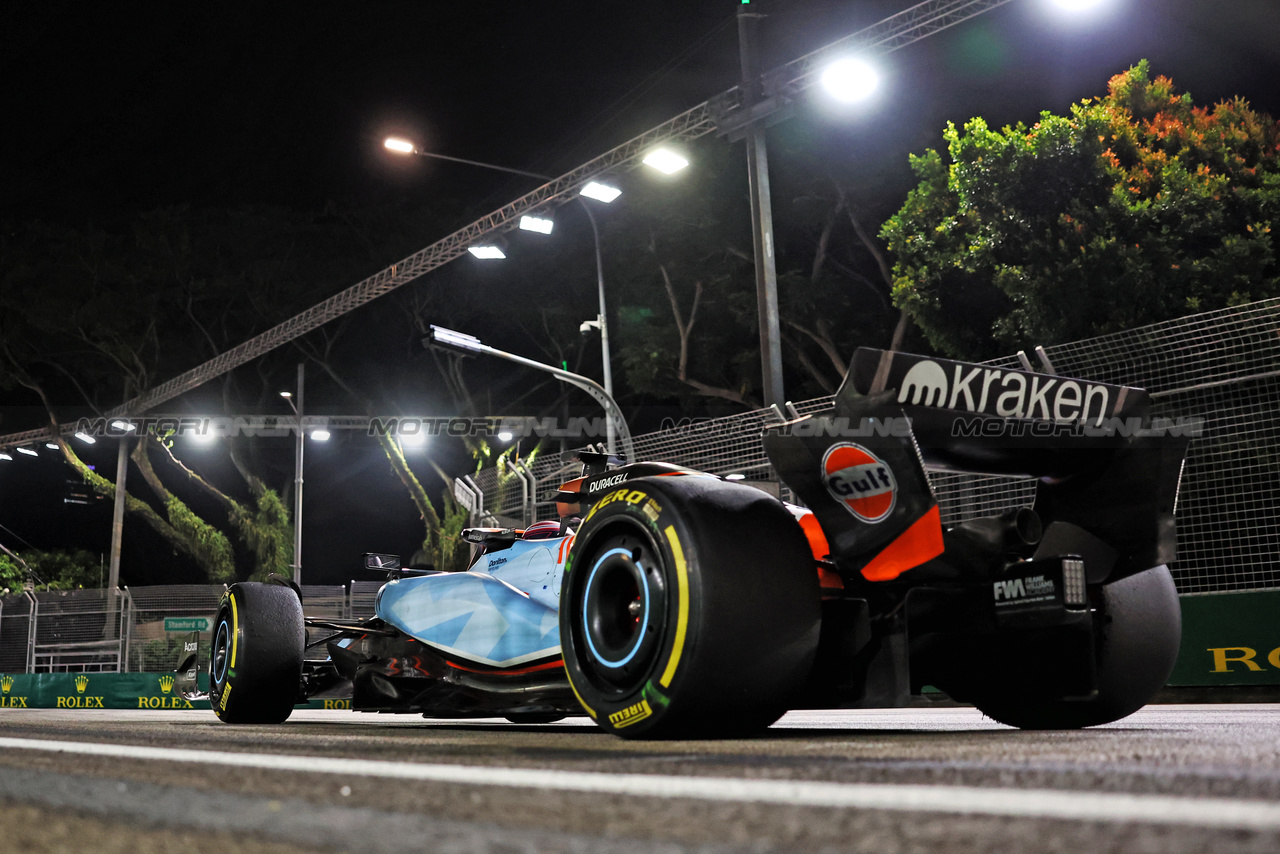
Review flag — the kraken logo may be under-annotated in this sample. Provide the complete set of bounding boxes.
[75,675,89,694]
[898,360,948,406]
[158,674,175,694]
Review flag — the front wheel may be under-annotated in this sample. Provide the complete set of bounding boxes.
[560,476,820,739]
[209,582,305,724]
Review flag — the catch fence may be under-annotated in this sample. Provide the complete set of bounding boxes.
[0,582,384,674]
[461,298,1280,596]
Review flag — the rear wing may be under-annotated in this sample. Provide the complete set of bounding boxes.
[844,348,1154,477]
[765,349,1190,583]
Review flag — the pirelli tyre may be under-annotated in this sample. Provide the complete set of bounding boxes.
[560,475,821,739]
[209,582,305,724]
[968,564,1182,730]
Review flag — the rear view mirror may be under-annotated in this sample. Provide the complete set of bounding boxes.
[364,553,401,571]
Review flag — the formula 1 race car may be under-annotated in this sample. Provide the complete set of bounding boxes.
[178,348,1190,738]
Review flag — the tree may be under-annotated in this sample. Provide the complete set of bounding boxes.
[0,202,439,583]
[609,144,903,410]
[0,548,103,591]
[881,61,1280,360]
[300,333,475,575]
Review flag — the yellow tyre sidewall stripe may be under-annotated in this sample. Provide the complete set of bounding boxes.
[229,593,239,670]
[566,679,596,720]
[659,525,689,689]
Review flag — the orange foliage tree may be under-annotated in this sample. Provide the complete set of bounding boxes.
[881,60,1280,359]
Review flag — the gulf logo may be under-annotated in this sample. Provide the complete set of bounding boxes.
[821,443,897,523]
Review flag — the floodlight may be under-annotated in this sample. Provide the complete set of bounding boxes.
[46,443,59,450]
[0,453,11,461]
[820,57,879,103]
[190,430,217,444]
[310,430,331,442]
[429,325,485,353]
[467,245,506,259]
[74,432,97,445]
[399,431,426,448]
[279,391,292,399]
[1051,0,1105,9]
[16,447,38,457]
[642,148,689,174]
[519,215,555,235]
[384,137,416,154]
[580,181,622,203]
[497,431,514,442]
[110,420,137,432]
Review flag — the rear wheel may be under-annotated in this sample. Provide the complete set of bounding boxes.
[560,476,820,739]
[209,582,305,724]
[966,565,1181,729]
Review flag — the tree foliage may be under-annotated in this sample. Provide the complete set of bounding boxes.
[881,61,1280,359]
[0,548,103,591]
[609,143,904,409]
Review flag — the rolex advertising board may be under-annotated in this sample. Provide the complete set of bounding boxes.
[1168,591,1280,687]
[0,673,343,710]
[0,591,1275,708]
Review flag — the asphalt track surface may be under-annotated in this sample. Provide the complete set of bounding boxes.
[1,705,1278,853]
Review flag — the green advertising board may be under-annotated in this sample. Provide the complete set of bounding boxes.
[0,672,211,710]
[1168,590,1280,686]
[1,590,1274,711]
[0,672,347,711]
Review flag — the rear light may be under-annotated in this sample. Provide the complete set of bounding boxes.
[1062,558,1087,607]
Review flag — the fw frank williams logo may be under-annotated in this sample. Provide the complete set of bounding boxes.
[822,443,897,523]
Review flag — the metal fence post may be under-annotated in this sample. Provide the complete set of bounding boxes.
[452,477,476,527]
[119,588,133,673]
[24,589,37,674]
[514,463,532,526]
[467,475,485,525]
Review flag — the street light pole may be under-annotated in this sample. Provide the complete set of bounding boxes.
[737,5,786,411]
[578,201,615,456]
[107,436,128,592]
[427,326,635,463]
[292,364,304,585]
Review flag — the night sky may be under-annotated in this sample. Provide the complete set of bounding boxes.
[4,0,1280,586]
[11,1,1279,221]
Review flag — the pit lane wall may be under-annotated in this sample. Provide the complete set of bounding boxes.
[0,672,349,711]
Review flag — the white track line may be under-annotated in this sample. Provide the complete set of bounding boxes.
[2,736,1278,831]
